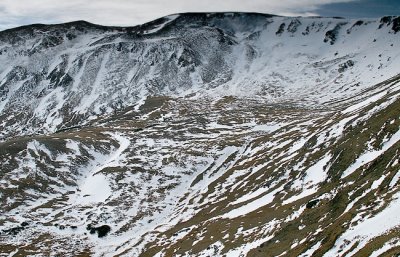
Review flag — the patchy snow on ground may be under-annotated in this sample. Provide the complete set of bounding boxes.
[324,191,400,256]
[369,239,400,257]
[342,91,388,114]
[298,241,322,257]
[221,185,284,219]
[342,128,400,178]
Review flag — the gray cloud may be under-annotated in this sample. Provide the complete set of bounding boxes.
[0,0,357,31]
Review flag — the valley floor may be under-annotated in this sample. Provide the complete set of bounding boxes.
[1,75,400,256]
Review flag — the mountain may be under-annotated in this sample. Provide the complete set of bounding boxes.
[0,12,400,256]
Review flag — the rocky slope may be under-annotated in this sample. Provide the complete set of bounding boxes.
[0,13,400,257]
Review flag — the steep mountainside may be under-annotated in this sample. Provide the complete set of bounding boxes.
[0,13,399,139]
[0,13,400,257]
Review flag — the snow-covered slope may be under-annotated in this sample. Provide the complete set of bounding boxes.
[0,13,399,139]
[1,13,400,257]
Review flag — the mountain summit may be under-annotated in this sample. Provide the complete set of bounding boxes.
[1,13,400,256]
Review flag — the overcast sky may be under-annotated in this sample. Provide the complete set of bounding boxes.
[0,0,399,31]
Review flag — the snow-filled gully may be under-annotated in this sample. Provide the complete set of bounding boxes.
[70,132,130,205]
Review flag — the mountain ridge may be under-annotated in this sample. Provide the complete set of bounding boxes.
[0,12,399,140]
[5,11,399,34]
[0,12,278,33]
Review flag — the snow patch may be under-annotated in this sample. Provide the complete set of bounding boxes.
[342,128,400,178]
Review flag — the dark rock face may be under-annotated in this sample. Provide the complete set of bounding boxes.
[96,225,111,238]
[347,20,364,34]
[2,222,29,236]
[378,16,400,33]
[86,224,111,238]
[338,60,355,73]
[287,19,301,34]
[354,20,364,27]
[324,29,337,45]
[379,16,393,29]
[276,23,286,35]
[306,199,320,209]
[324,23,347,45]
[392,17,400,33]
